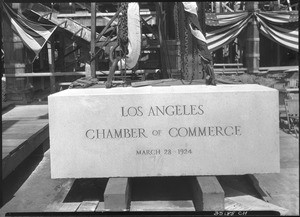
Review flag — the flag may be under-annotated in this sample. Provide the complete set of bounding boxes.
[2,2,57,62]
[182,2,212,62]
[206,12,252,52]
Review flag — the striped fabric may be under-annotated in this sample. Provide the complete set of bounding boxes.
[182,2,212,62]
[256,12,298,52]
[205,11,298,52]
[257,11,298,23]
[206,13,252,52]
[206,12,249,26]
[2,2,57,62]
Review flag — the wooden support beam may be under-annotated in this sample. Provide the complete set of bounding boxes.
[71,27,83,40]
[76,201,99,212]
[245,2,260,73]
[29,3,106,43]
[155,2,169,79]
[38,11,52,21]
[222,2,234,12]
[95,7,122,42]
[104,178,131,211]
[57,20,67,28]
[190,176,225,211]
[47,40,56,93]
[141,17,158,39]
[90,2,96,78]
[3,69,158,77]
[2,123,49,179]
[247,174,272,202]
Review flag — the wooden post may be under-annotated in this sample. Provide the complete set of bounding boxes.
[90,2,96,78]
[0,1,3,206]
[215,2,221,13]
[58,32,65,71]
[156,2,169,79]
[191,176,225,211]
[2,3,33,102]
[104,178,131,211]
[47,40,56,93]
[245,2,260,74]
[276,44,281,66]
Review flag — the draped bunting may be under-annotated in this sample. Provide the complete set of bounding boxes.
[206,11,250,26]
[2,2,57,62]
[205,10,298,52]
[2,2,298,63]
[206,12,252,51]
[256,12,298,52]
[256,11,298,23]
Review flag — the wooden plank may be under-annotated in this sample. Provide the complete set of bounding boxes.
[2,146,19,156]
[2,124,48,133]
[214,63,243,67]
[77,201,99,212]
[95,202,105,211]
[225,195,288,215]
[90,2,96,78]
[130,200,195,211]
[3,69,156,78]
[3,132,43,140]
[29,3,105,43]
[47,40,56,94]
[104,178,131,211]
[58,202,81,212]
[259,65,298,72]
[246,174,272,203]
[3,124,48,142]
[2,102,15,111]
[2,126,49,179]
[45,179,76,211]
[2,139,27,147]
[3,124,48,136]
[2,119,48,125]
[2,105,48,120]
[3,120,48,129]
[190,176,224,211]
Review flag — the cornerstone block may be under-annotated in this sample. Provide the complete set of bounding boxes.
[48,84,280,178]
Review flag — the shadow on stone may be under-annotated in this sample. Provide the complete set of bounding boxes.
[2,120,19,131]
[63,178,108,202]
[38,114,48,119]
[1,148,45,207]
[131,176,192,201]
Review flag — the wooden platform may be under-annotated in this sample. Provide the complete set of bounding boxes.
[0,122,297,215]
[42,175,225,212]
[248,130,299,215]
[2,105,49,179]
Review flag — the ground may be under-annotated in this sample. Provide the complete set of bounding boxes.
[216,73,285,87]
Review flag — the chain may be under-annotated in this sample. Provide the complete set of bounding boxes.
[184,15,190,83]
[118,2,129,56]
[176,2,194,85]
[117,2,129,84]
[174,2,182,79]
[191,38,196,84]
[174,3,180,46]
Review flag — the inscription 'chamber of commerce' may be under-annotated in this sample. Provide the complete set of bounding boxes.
[85,125,242,139]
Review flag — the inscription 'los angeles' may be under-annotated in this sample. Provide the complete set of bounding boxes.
[121,104,204,117]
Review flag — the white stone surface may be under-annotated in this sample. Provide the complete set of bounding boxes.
[48,84,280,178]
